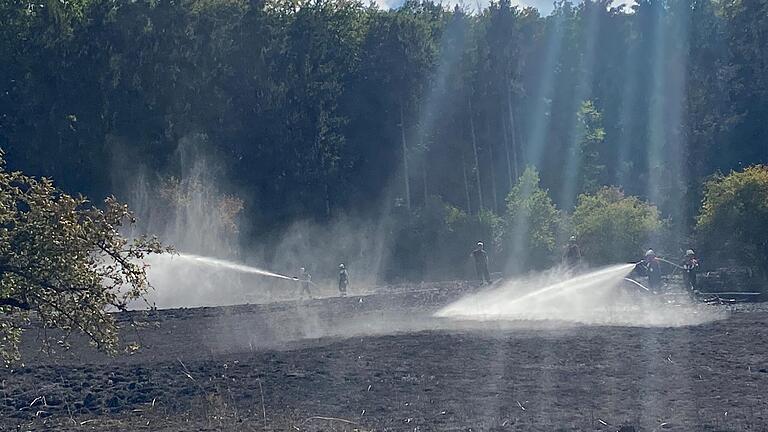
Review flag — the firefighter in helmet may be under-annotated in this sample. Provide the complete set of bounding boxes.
[338,263,349,297]
[470,241,491,284]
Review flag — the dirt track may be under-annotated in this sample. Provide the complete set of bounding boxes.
[2,282,768,431]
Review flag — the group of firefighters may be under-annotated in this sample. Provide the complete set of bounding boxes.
[635,248,700,293]
[469,237,701,293]
[297,238,701,298]
[296,263,349,299]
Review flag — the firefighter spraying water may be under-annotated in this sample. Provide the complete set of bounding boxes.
[298,267,313,299]
[634,249,662,292]
[621,248,703,299]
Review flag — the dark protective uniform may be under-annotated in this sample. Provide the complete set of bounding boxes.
[338,268,349,297]
[471,247,491,284]
[682,256,699,292]
[299,269,312,299]
[640,258,662,291]
[564,242,582,268]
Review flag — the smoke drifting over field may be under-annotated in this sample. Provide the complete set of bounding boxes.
[121,138,389,309]
[436,264,724,327]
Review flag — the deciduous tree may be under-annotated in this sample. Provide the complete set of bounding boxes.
[571,187,662,266]
[697,165,768,278]
[0,152,168,364]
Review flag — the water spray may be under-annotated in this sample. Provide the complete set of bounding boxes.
[503,264,636,307]
[165,253,298,281]
[435,264,636,320]
[434,263,723,327]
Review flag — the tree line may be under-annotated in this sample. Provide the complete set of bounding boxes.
[2,0,767,278]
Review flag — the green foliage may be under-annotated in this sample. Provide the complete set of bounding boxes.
[696,165,768,275]
[477,209,503,248]
[575,100,606,194]
[571,187,662,266]
[2,0,768,279]
[500,167,560,271]
[384,196,501,281]
[0,151,169,364]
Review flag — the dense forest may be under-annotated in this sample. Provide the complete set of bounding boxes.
[2,0,767,280]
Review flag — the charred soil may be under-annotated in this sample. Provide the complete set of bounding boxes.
[2,281,767,431]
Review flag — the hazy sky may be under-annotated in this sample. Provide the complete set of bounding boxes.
[372,0,635,14]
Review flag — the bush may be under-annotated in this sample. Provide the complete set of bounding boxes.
[383,196,502,282]
[499,167,561,272]
[696,165,768,276]
[431,203,501,280]
[571,187,662,266]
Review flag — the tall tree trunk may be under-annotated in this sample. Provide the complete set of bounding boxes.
[502,110,514,190]
[461,151,472,214]
[507,84,520,180]
[422,159,428,204]
[399,100,411,211]
[315,128,331,218]
[485,116,499,212]
[468,96,483,212]
[325,183,331,218]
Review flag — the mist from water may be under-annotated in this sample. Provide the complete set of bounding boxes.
[205,263,726,356]
[436,264,724,327]
[117,136,391,309]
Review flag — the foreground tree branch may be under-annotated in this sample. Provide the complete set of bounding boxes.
[0,149,171,365]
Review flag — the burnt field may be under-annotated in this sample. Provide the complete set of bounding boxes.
[2,282,768,432]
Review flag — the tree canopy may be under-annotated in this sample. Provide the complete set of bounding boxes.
[3,0,767,223]
[500,167,561,271]
[1,0,768,280]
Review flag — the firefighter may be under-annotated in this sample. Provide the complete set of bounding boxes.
[338,263,349,297]
[563,235,582,268]
[682,249,699,293]
[638,249,662,291]
[471,241,491,284]
[299,267,312,299]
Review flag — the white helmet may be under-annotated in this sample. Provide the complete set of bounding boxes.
[477,241,484,247]
[300,267,305,272]
[686,249,695,256]
[339,263,345,269]
[645,249,656,257]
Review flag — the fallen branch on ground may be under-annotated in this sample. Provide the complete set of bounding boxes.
[303,416,358,425]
